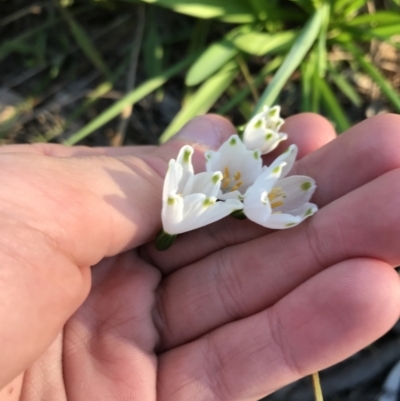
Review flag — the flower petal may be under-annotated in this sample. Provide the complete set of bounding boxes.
[243,128,287,154]
[243,185,272,225]
[243,105,286,154]
[270,175,316,214]
[247,160,285,196]
[182,171,223,198]
[218,190,243,201]
[267,144,298,178]
[162,192,243,235]
[243,162,283,224]
[206,135,262,194]
[192,198,243,229]
[262,202,318,229]
[176,145,194,191]
[161,194,184,235]
[162,159,182,201]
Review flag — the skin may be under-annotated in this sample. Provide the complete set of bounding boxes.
[0,113,399,401]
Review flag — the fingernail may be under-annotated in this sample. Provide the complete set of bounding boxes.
[172,115,235,149]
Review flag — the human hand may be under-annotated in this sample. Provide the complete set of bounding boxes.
[0,113,399,401]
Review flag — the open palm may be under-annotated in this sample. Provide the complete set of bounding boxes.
[1,114,400,401]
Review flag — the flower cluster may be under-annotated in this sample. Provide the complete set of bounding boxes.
[157,106,317,250]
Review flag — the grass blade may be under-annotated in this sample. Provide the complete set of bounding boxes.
[63,53,198,145]
[317,3,330,77]
[345,43,400,112]
[232,30,297,56]
[254,4,328,114]
[185,26,244,86]
[348,11,400,26]
[316,74,351,133]
[57,3,111,79]
[144,7,164,78]
[217,56,283,114]
[328,64,362,106]
[300,55,314,111]
[0,5,91,61]
[134,0,253,21]
[160,60,239,143]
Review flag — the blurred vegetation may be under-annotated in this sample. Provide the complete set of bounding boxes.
[0,0,400,146]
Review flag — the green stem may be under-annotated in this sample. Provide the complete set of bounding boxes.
[155,230,177,251]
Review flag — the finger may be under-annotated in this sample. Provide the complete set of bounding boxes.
[265,112,336,162]
[0,113,235,165]
[291,113,400,206]
[154,168,400,349]
[0,143,157,157]
[143,113,336,272]
[0,115,235,388]
[145,113,400,273]
[157,258,400,401]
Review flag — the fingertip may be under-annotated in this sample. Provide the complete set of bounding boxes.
[281,258,400,375]
[155,114,237,172]
[272,113,337,160]
[168,114,237,150]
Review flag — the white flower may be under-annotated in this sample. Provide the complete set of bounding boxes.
[243,145,318,229]
[205,134,262,200]
[243,105,287,154]
[162,145,243,235]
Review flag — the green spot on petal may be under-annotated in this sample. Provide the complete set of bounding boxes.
[212,173,221,184]
[229,137,237,146]
[253,150,260,160]
[268,107,278,117]
[305,208,313,216]
[254,119,263,129]
[285,222,296,227]
[272,166,281,174]
[167,197,175,206]
[183,149,191,163]
[301,182,312,191]
[265,133,273,140]
[203,198,215,207]
[206,153,211,160]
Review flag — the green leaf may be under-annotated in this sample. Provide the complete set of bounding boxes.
[185,27,243,86]
[317,3,330,77]
[300,55,314,112]
[63,52,198,145]
[328,64,362,106]
[0,5,91,61]
[217,56,283,114]
[333,0,354,14]
[348,11,400,26]
[342,0,368,17]
[135,0,254,20]
[144,8,163,78]
[316,75,351,133]
[160,60,239,143]
[370,24,400,38]
[57,4,111,79]
[188,19,210,55]
[288,0,315,13]
[232,31,297,56]
[254,4,328,114]
[345,43,400,112]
